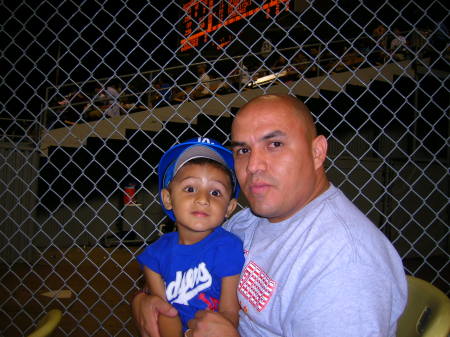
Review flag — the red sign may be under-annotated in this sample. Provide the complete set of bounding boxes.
[180,0,290,51]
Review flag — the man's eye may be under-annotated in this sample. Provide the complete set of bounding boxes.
[270,141,282,148]
[236,147,249,155]
[210,190,222,197]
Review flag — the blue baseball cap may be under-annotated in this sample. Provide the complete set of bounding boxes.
[158,137,239,221]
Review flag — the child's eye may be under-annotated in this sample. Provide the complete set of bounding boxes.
[183,186,195,193]
[210,190,222,197]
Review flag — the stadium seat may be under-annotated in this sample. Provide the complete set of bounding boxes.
[27,309,62,337]
[397,276,450,337]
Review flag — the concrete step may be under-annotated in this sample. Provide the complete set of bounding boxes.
[40,61,416,155]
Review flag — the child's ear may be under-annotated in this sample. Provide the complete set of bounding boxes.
[225,198,238,218]
[161,189,173,210]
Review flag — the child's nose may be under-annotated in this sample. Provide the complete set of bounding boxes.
[195,190,210,205]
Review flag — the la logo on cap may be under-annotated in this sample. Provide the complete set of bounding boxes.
[197,137,211,144]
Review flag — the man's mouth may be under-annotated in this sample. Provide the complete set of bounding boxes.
[249,182,271,195]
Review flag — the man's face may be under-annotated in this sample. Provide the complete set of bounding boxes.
[231,98,325,222]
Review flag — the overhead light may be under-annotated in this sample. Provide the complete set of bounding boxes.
[248,70,288,88]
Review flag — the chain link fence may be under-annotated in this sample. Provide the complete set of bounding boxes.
[1,0,448,336]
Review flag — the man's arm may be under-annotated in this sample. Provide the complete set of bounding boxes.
[188,310,240,337]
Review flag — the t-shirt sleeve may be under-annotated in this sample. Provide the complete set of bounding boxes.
[136,237,166,274]
[290,264,400,337]
[212,233,245,278]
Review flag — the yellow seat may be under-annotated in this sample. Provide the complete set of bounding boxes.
[27,309,62,337]
[397,276,450,337]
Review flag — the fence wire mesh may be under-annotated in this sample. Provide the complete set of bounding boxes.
[1,0,449,336]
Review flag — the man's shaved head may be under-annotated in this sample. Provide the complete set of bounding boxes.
[236,94,317,142]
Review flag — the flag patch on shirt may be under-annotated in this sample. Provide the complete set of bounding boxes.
[238,261,276,311]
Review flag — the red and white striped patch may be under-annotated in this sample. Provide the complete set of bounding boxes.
[238,261,277,311]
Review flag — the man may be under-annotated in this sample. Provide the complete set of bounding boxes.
[104,82,121,117]
[192,64,211,99]
[133,94,407,337]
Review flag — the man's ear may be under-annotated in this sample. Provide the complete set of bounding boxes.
[225,198,238,218]
[312,135,328,169]
[161,189,173,210]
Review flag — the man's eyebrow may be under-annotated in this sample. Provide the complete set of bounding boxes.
[262,130,286,140]
[230,141,245,148]
[230,130,286,148]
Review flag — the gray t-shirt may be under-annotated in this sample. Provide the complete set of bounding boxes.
[224,185,407,337]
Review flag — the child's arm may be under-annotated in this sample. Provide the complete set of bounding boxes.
[143,266,183,337]
[218,274,241,328]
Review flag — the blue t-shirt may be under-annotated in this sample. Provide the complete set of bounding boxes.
[137,226,245,331]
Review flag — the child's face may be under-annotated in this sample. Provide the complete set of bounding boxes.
[161,162,237,243]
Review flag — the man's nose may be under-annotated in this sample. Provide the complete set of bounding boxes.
[247,149,266,174]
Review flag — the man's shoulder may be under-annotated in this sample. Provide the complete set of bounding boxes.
[312,186,404,271]
[222,208,257,238]
[226,208,256,225]
[213,226,244,245]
